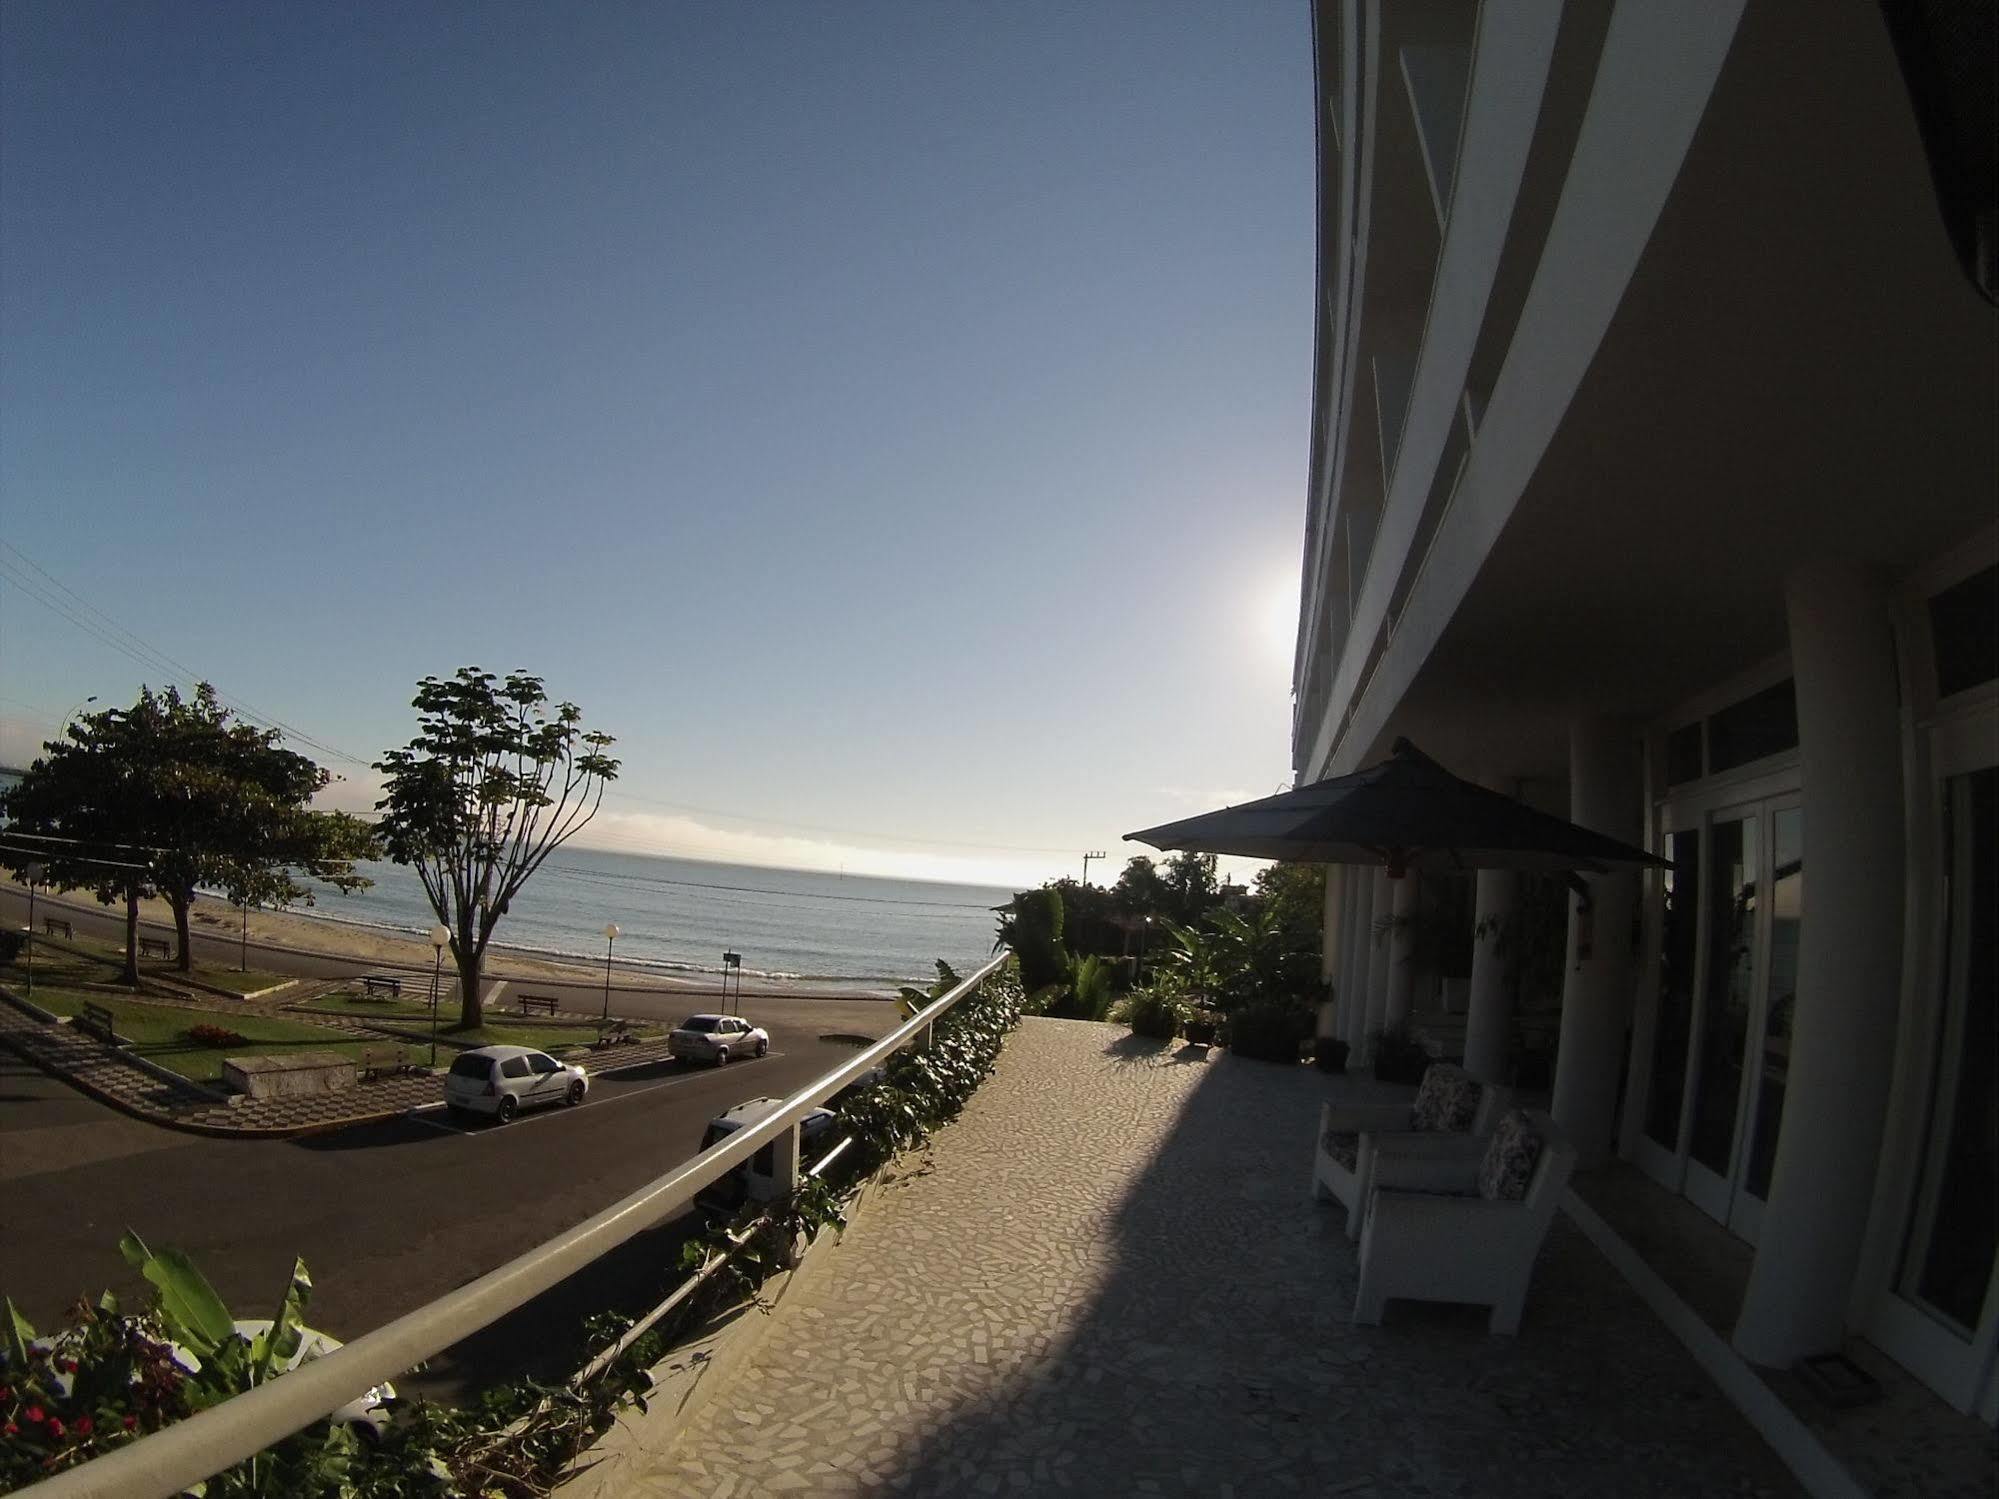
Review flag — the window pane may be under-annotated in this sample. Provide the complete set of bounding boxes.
[1928,563,1999,699]
[1689,817,1757,1176]
[501,1056,530,1079]
[1666,724,1704,786]
[1899,766,1999,1332]
[1744,808,1803,1198]
[1708,680,1798,774]
[1646,829,1702,1149]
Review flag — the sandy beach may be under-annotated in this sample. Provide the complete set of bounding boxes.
[4,880,887,999]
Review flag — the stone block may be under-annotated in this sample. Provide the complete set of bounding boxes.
[222,1052,357,1100]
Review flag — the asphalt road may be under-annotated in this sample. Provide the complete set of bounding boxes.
[0,1024,895,1402]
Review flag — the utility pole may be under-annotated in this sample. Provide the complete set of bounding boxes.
[1081,850,1106,886]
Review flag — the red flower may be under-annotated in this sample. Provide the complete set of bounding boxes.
[121,1414,137,1431]
[0,1383,12,1399]
[23,1406,43,1424]
[3,1423,17,1438]
[59,1359,77,1374]
[73,1416,93,1436]
[45,1417,64,1440]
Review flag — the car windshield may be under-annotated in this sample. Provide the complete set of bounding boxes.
[680,1017,721,1033]
[448,1056,490,1079]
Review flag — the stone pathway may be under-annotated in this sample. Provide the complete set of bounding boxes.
[604,1018,1803,1498]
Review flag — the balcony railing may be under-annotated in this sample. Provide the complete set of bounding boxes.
[21,952,1011,1499]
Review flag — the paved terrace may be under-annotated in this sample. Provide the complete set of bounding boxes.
[588,1018,1805,1498]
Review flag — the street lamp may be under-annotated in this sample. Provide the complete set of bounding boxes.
[23,862,45,999]
[427,925,450,1069]
[60,695,98,733]
[1139,914,1153,987]
[600,923,620,1032]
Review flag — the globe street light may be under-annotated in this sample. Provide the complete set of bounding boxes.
[23,862,45,999]
[600,923,621,1033]
[427,925,450,1069]
[1139,914,1153,987]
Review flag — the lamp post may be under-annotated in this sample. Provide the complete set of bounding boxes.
[723,950,742,1014]
[427,924,449,1070]
[24,862,45,999]
[600,923,620,1034]
[1139,914,1152,987]
[60,694,98,733]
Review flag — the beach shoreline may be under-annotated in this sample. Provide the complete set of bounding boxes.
[4,880,895,1000]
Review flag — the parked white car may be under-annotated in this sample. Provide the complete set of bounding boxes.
[444,1045,588,1122]
[695,1096,839,1212]
[668,1013,769,1066]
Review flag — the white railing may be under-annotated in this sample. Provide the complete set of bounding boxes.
[21,953,1011,1499]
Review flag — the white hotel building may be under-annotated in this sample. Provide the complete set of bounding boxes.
[1294,0,1996,1419]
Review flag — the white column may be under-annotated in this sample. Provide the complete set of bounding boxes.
[1363,868,1394,1052]
[1551,718,1643,1167]
[1464,866,1518,1085]
[1342,873,1372,1050]
[1734,563,1905,1366]
[1383,874,1420,1029]
[1319,865,1345,1046]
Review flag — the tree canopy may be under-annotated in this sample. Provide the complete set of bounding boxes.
[1,686,375,980]
[375,668,618,1027]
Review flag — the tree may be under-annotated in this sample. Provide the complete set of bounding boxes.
[993,886,1066,998]
[375,669,618,1029]
[1,687,374,982]
[1111,855,1171,915]
[1161,850,1222,922]
[1251,862,1326,953]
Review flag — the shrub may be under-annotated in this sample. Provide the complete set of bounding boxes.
[184,1024,247,1048]
[1371,1023,1432,1084]
[0,929,22,966]
[1222,1003,1313,1063]
[1114,987,1185,1041]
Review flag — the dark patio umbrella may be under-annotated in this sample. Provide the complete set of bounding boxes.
[1125,738,1667,876]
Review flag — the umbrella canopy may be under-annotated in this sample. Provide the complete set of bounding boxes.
[1125,738,1668,875]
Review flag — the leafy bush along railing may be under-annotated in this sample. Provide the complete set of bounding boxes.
[13,954,1014,1499]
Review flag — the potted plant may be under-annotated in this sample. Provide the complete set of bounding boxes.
[1370,1022,1431,1085]
[1183,1005,1221,1045]
[1314,1035,1350,1073]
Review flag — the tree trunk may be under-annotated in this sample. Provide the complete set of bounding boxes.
[456,948,484,1030]
[121,888,140,987]
[170,892,194,973]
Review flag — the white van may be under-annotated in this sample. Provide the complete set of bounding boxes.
[696,1097,840,1213]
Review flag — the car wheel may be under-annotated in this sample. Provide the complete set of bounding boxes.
[566,1080,585,1106]
[496,1095,517,1124]
[755,1037,768,1058]
[714,1046,730,1067]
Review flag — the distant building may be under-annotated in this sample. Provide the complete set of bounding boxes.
[1294,0,1996,1418]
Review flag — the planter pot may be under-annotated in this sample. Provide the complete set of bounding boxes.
[1314,1038,1350,1074]
[1184,1019,1218,1045]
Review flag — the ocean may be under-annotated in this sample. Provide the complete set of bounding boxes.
[270,849,1015,987]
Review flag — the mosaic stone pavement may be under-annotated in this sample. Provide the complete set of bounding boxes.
[615,1018,1804,1498]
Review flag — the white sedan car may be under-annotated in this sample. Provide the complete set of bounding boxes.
[444,1045,588,1122]
[668,1013,769,1066]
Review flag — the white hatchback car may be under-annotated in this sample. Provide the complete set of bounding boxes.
[668,1013,769,1066]
[444,1045,588,1122]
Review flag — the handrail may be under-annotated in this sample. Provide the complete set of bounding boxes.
[21,952,1010,1499]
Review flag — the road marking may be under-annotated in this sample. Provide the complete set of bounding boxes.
[401,1056,785,1137]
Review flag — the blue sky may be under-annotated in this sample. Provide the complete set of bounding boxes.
[1,1,1313,887]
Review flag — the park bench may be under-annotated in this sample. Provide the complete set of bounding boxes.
[360,974,404,1000]
[358,1044,412,1080]
[139,936,172,961]
[517,994,560,1017]
[75,1002,122,1045]
[44,918,73,940]
[592,1018,638,1049]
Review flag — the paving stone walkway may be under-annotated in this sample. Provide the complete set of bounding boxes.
[610,1017,1803,1498]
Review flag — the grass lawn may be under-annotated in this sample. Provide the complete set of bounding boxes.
[425,1022,612,1054]
[16,937,284,995]
[19,990,389,1084]
[307,991,440,1021]
[2,950,130,991]
[180,966,290,996]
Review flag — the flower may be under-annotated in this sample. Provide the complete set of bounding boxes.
[121,1414,136,1431]
[45,1417,64,1440]
[58,1359,77,1374]
[2,1423,16,1438]
[23,1406,44,1424]
[73,1415,93,1436]
[0,1383,11,1399]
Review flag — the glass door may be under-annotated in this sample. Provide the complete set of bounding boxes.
[1637,798,1803,1242]
[1873,759,1999,1414]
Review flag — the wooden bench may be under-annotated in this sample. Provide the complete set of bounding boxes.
[75,1002,121,1045]
[138,936,172,961]
[592,1019,638,1049]
[358,1044,412,1080]
[517,994,560,1017]
[360,974,404,1000]
[44,918,73,940]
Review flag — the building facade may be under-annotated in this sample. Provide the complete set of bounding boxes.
[1294,0,1997,1417]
